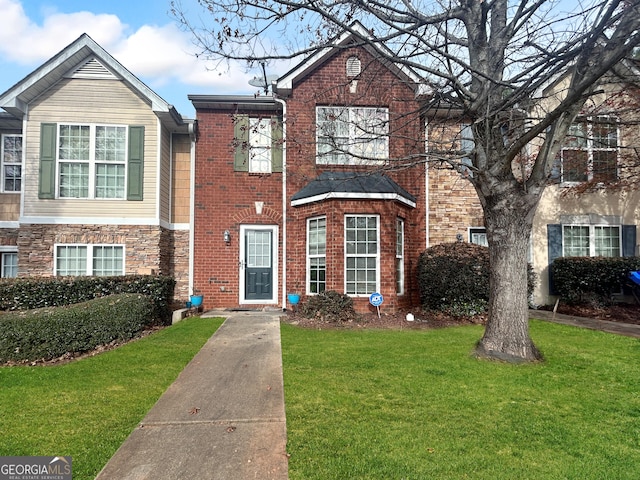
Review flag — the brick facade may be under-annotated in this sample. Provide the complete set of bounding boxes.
[192,45,433,313]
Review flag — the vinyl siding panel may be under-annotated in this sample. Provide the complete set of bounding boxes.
[159,126,171,222]
[23,78,159,219]
[0,194,19,221]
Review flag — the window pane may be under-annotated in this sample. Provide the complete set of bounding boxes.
[345,215,378,295]
[95,126,127,162]
[563,226,590,257]
[59,163,89,198]
[2,253,17,278]
[3,135,22,163]
[96,164,125,198]
[595,226,620,257]
[308,217,327,294]
[59,125,90,160]
[93,246,124,276]
[4,165,21,192]
[562,150,588,182]
[249,118,272,173]
[56,246,87,276]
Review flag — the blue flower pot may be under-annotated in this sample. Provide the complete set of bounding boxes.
[287,293,301,305]
[190,295,204,307]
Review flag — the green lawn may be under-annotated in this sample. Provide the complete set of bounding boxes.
[282,320,640,479]
[0,317,223,480]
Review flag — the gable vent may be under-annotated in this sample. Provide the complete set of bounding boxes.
[66,58,116,79]
[346,56,361,77]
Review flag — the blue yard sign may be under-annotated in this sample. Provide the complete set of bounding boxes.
[369,292,384,306]
[369,292,383,318]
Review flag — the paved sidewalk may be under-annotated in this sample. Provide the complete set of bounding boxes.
[95,310,288,480]
[530,309,640,338]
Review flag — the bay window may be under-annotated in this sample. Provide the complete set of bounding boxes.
[345,215,379,295]
[307,217,326,294]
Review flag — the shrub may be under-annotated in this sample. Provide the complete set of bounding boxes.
[299,290,357,322]
[552,256,640,305]
[417,242,536,316]
[0,293,155,363]
[0,275,175,325]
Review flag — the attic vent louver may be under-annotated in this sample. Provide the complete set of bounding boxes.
[346,57,361,77]
[67,58,116,79]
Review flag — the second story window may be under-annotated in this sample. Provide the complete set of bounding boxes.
[560,116,618,183]
[317,106,389,165]
[233,115,283,173]
[1,134,22,192]
[39,123,144,201]
[58,124,127,199]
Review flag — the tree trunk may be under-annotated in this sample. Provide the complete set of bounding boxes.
[474,191,544,363]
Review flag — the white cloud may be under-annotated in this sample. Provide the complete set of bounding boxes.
[0,0,254,94]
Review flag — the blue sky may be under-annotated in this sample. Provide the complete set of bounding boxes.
[0,0,264,117]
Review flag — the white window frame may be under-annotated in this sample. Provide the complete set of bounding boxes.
[469,227,488,247]
[54,244,125,276]
[1,134,22,193]
[344,215,380,296]
[307,216,327,295]
[0,247,18,278]
[396,217,405,295]
[56,123,128,199]
[560,115,619,184]
[248,117,272,173]
[562,225,622,258]
[316,106,389,165]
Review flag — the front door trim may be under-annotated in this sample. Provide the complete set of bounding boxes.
[239,224,279,305]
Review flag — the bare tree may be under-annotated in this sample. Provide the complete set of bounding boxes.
[173,0,640,362]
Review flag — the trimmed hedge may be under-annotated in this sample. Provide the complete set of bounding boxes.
[552,256,640,305]
[0,275,175,324]
[0,293,155,363]
[417,242,536,316]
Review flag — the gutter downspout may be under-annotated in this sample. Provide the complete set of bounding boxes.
[188,120,197,296]
[425,118,430,249]
[275,95,287,310]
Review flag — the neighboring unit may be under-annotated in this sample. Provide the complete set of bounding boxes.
[0,34,194,298]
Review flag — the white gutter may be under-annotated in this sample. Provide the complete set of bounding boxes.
[188,121,197,296]
[425,118,430,249]
[275,96,287,310]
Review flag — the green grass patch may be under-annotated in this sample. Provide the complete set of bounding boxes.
[0,316,223,480]
[282,320,640,479]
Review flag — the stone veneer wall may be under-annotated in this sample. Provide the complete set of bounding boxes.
[161,227,190,302]
[17,224,163,277]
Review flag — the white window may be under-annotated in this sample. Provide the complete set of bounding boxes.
[345,215,379,295]
[55,244,124,276]
[562,225,621,257]
[317,106,388,164]
[1,251,17,278]
[57,124,127,199]
[560,116,618,183]
[396,218,405,295]
[1,134,22,192]
[249,118,272,173]
[469,227,488,247]
[307,217,326,294]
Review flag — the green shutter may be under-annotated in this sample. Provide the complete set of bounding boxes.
[233,114,249,172]
[271,115,283,173]
[622,225,637,257]
[39,123,57,199]
[127,126,144,201]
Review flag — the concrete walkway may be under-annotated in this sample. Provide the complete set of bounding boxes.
[530,309,640,338]
[95,310,288,480]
